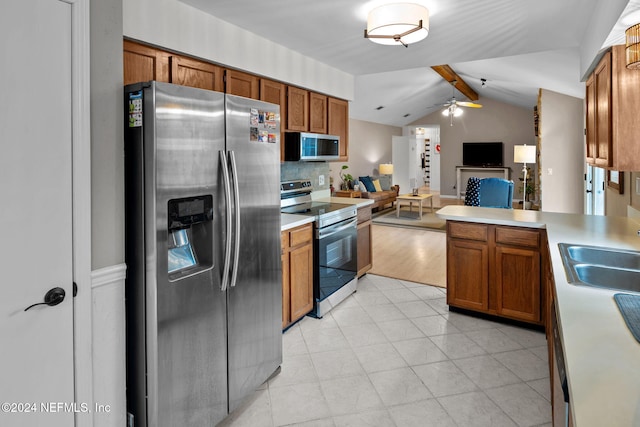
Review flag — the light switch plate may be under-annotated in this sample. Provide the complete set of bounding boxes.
[319,175,325,186]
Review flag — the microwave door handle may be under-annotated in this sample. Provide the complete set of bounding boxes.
[317,218,357,239]
[220,150,232,292]
[228,150,241,288]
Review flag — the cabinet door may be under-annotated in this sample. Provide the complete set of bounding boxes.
[226,69,259,99]
[260,79,287,161]
[495,246,541,323]
[594,51,612,167]
[357,220,372,277]
[170,55,224,92]
[289,242,313,322]
[328,97,349,160]
[282,250,290,328]
[123,40,169,85]
[447,239,489,311]
[287,86,309,131]
[585,74,596,165]
[309,92,328,134]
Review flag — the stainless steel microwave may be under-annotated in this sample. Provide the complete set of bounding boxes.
[284,132,340,161]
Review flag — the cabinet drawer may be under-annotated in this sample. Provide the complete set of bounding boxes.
[495,226,540,249]
[449,222,488,242]
[357,207,372,224]
[289,223,313,247]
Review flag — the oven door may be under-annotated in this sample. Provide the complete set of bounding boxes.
[315,217,358,302]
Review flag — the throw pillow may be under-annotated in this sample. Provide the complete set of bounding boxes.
[378,175,391,191]
[359,176,376,192]
[372,179,383,192]
[464,177,481,206]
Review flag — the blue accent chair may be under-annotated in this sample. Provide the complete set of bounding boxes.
[464,177,514,209]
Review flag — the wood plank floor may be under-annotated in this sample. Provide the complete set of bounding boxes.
[369,224,447,287]
[367,188,460,288]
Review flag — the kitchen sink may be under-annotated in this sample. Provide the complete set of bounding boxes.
[558,243,640,293]
[564,245,640,270]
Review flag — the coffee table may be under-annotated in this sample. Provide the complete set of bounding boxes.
[396,193,434,220]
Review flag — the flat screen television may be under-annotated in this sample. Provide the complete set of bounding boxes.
[462,142,503,167]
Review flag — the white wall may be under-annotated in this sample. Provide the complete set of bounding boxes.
[123,0,354,100]
[331,118,402,189]
[410,97,536,197]
[539,89,585,213]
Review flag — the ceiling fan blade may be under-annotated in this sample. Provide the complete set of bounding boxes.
[456,101,482,108]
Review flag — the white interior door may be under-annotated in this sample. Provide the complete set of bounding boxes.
[0,1,75,425]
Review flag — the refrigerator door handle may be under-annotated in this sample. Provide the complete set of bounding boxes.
[228,150,241,288]
[220,150,233,292]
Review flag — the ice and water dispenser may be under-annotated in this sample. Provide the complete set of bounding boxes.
[167,195,213,278]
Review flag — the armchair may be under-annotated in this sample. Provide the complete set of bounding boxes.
[464,177,514,209]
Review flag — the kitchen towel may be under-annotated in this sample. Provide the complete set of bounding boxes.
[613,293,640,344]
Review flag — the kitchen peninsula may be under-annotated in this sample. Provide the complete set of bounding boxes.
[437,205,640,427]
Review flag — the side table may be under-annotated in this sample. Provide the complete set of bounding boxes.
[334,190,362,198]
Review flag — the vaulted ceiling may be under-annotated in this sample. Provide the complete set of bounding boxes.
[181,0,639,126]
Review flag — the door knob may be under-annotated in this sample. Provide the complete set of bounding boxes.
[24,287,66,311]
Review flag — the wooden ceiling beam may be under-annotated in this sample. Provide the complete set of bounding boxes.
[431,64,479,101]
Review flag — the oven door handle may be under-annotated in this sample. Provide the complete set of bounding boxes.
[317,218,357,239]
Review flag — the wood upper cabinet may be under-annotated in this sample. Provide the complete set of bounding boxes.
[309,92,328,134]
[260,78,287,161]
[169,55,224,92]
[586,45,640,170]
[123,40,169,85]
[281,223,313,329]
[328,97,349,161]
[225,69,259,99]
[446,221,544,325]
[357,206,373,277]
[287,86,309,131]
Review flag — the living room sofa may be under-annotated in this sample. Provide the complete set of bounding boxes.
[358,175,399,211]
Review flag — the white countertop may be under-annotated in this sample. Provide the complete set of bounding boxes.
[437,205,640,427]
[316,197,375,208]
[281,213,314,231]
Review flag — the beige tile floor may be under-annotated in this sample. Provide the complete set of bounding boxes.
[219,274,552,427]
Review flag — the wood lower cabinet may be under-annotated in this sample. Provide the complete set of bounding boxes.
[357,206,373,277]
[447,238,489,311]
[446,221,544,325]
[281,223,313,329]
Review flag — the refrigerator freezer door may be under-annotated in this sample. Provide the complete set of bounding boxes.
[125,82,229,427]
[224,95,283,412]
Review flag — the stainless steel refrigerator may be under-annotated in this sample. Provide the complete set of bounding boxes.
[124,81,282,427]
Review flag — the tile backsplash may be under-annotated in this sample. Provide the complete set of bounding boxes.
[281,161,331,192]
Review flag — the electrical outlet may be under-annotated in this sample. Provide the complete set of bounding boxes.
[319,175,325,186]
[547,168,553,175]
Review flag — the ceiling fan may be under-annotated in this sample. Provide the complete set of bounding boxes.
[441,80,483,125]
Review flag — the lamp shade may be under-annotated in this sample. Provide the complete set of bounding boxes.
[626,23,640,69]
[365,3,429,46]
[513,145,536,164]
[379,163,394,175]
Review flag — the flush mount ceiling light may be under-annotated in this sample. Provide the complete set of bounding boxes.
[364,3,429,48]
[626,23,640,69]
